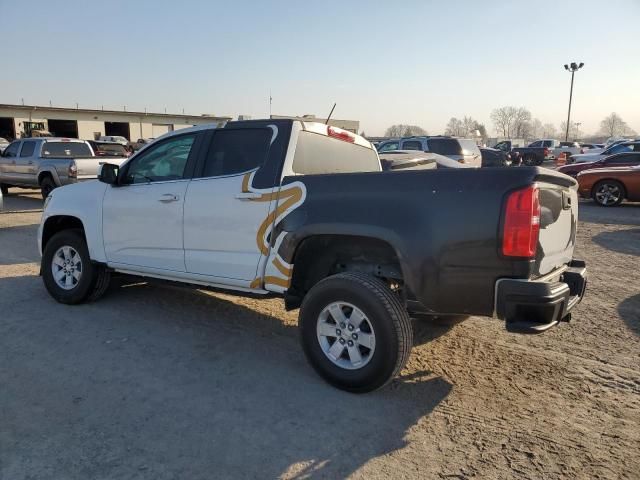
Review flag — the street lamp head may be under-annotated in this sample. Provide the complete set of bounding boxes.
[564,64,569,70]
[570,62,578,70]
[579,62,584,68]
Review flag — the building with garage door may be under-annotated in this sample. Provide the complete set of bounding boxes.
[0,104,231,141]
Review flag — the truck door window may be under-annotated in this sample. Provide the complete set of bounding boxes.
[19,141,36,157]
[3,142,20,158]
[123,134,196,184]
[200,129,271,178]
[402,140,423,150]
[529,141,542,147]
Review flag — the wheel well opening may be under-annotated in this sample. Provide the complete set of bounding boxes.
[42,216,85,251]
[38,171,53,184]
[286,235,404,310]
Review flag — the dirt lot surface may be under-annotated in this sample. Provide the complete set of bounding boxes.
[1,189,638,479]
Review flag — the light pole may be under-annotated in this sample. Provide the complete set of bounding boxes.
[563,62,584,141]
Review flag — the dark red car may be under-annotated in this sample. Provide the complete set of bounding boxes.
[557,152,640,178]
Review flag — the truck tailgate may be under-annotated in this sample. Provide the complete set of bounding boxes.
[76,156,127,180]
[535,171,578,276]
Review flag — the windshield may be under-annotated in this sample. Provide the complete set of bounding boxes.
[41,141,92,158]
[606,144,633,155]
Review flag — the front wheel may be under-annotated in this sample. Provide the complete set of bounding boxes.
[592,180,625,207]
[42,230,111,304]
[299,272,413,393]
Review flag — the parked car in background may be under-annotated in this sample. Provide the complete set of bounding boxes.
[577,165,640,206]
[0,137,10,154]
[568,141,640,164]
[88,140,131,158]
[378,150,471,170]
[376,136,481,166]
[579,143,604,150]
[509,141,552,166]
[37,119,586,392]
[480,147,511,167]
[0,138,123,198]
[130,137,155,151]
[557,152,640,178]
[552,141,583,159]
[98,135,129,146]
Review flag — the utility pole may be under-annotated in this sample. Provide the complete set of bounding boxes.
[563,62,584,141]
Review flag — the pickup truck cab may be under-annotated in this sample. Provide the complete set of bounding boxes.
[38,119,587,392]
[0,138,125,198]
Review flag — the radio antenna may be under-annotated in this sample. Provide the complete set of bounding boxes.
[325,103,337,124]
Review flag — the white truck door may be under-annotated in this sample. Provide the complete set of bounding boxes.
[183,128,277,284]
[102,132,199,272]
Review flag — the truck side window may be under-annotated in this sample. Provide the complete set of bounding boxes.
[124,134,196,184]
[3,142,20,158]
[19,141,36,157]
[200,129,271,178]
[402,140,423,151]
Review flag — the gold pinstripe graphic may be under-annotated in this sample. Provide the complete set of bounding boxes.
[242,172,304,290]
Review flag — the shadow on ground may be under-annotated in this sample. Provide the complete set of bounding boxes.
[592,227,640,256]
[618,293,640,336]
[1,189,43,213]
[0,274,452,479]
[578,201,640,226]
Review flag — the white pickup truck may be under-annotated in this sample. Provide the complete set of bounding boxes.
[37,119,587,392]
[0,138,126,198]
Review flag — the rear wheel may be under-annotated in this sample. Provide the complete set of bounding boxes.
[523,154,538,166]
[42,230,111,304]
[299,272,412,393]
[40,176,56,200]
[592,180,625,207]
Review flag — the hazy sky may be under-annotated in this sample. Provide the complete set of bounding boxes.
[2,0,639,136]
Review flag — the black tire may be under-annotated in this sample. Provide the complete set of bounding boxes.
[42,229,111,304]
[40,176,56,200]
[0,184,8,195]
[522,154,537,166]
[299,272,413,393]
[592,180,625,207]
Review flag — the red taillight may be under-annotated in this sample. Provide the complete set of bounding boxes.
[543,147,549,157]
[502,185,540,258]
[327,126,355,143]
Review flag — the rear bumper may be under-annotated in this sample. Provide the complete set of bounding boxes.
[495,260,587,333]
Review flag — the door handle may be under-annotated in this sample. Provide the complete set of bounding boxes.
[158,193,179,203]
[28,161,33,165]
[235,192,262,200]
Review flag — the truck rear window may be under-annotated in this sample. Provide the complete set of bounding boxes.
[41,142,92,158]
[94,143,128,156]
[427,138,461,156]
[292,131,381,175]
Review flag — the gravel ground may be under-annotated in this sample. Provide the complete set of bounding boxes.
[0,189,638,480]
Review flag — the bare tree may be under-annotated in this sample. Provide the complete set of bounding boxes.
[444,117,464,136]
[512,107,532,138]
[529,118,544,138]
[598,113,636,137]
[384,124,428,137]
[491,106,516,137]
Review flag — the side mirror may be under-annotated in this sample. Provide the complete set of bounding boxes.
[98,163,119,185]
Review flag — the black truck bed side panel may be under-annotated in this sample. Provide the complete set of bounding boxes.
[275,167,552,316]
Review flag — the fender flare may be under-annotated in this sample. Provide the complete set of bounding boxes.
[37,166,62,186]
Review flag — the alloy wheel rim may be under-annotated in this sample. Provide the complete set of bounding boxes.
[595,184,620,205]
[316,301,376,370]
[51,246,83,290]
